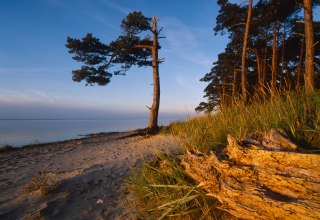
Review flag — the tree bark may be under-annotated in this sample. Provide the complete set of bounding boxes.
[148,16,160,130]
[180,129,320,219]
[262,47,267,87]
[281,22,286,88]
[271,20,278,93]
[232,68,237,100]
[303,0,315,94]
[250,48,261,88]
[241,0,252,102]
[296,38,304,91]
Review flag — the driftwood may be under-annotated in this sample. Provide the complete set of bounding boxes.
[179,129,320,219]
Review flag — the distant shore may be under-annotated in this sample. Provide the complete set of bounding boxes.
[0,130,180,219]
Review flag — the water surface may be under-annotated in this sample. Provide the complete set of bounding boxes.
[0,118,177,147]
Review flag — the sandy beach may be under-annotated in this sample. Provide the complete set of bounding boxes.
[0,131,180,220]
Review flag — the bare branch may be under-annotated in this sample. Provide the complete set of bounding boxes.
[157,27,164,35]
[292,32,305,37]
[158,58,165,62]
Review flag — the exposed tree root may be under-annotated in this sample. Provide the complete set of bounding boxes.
[179,129,320,220]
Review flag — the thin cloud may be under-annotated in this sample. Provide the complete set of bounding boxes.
[175,75,193,89]
[80,10,118,30]
[43,0,118,29]
[0,67,69,76]
[0,89,57,105]
[161,17,212,67]
[99,0,130,15]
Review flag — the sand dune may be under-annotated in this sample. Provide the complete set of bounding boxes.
[0,131,180,220]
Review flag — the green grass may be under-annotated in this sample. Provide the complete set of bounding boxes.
[168,90,320,152]
[127,151,224,219]
[128,90,320,219]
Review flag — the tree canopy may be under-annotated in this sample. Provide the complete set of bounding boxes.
[66,11,154,86]
[66,11,163,130]
[197,0,320,112]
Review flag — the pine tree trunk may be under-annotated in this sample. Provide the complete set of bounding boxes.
[241,0,252,102]
[232,68,237,100]
[281,22,286,89]
[262,47,267,87]
[148,16,160,131]
[296,38,304,91]
[252,48,261,88]
[271,20,278,93]
[303,0,315,94]
[221,72,226,107]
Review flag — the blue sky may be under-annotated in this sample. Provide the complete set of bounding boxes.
[0,0,246,120]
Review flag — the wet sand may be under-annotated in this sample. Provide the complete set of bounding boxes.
[0,131,180,219]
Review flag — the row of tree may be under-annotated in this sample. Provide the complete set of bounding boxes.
[197,0,320,113]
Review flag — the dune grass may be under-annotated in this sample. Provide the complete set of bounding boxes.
[168,90,320,152]
[128,90,320,219]
[0,144,14,153]
[127,151,223,219]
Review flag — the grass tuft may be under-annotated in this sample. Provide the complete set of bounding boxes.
[127,151,228,219]
[0,144,15,153]
[21,171,59,196]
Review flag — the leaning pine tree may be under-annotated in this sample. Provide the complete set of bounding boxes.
[66,11,163,131]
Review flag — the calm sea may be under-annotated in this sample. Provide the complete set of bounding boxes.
[0,118,178,147]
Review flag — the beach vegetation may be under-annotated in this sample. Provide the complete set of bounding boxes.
[0,144,14,153]
[127,0,320,216]
[21,171,59,197]
[169,90,320,153]
[128,151,224,219]
[22,139,41,148]
[128,90,320,218]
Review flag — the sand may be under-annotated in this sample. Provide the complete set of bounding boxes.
[0,130,181,220]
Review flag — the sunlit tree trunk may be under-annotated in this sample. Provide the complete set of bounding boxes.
[149,16,160,130]
[241,0,253,102]
[303,0,315,94]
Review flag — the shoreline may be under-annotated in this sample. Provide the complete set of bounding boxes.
[0,127,152,153]
[0,118,181,149]
[0,130,180,219]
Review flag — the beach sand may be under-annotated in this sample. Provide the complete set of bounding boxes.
[0,130,180,219]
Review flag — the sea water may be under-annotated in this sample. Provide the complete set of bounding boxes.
[0,118,178,147]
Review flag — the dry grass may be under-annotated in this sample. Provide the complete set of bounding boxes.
[128,90,320,219]
[168,90,320,152]
[127,150,223,219]
[21,171,59,197]
[0,144,15,153]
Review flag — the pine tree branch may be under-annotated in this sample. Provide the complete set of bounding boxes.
[132,45,153,50]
